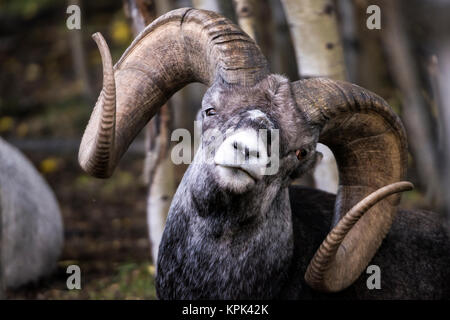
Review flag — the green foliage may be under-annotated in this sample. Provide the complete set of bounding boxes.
[88,263,157,300]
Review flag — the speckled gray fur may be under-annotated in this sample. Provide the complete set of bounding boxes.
[155,75,450,299]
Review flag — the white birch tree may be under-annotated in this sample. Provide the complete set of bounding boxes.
[281,0,345,193]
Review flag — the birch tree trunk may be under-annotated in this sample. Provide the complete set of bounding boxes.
[68,0,93,101]
[281,0,344,193]
[192,0,220,13]
[232,0,276,58]
[350,0,390,97]
[123,0,176,265]
[232,0,257,41]
[409,0,450,225]
[336,0,358,83]
[268,0,299,80]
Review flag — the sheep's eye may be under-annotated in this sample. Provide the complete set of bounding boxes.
[296,148,308,160]
[205,108,217,116]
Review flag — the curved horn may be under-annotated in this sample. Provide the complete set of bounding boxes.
[291,78,412,292]
[79,8,269,178]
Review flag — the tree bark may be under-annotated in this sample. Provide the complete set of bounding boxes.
[281,0,346,80]
[381,0,442,208]
[232,0,257,41]
[192,0,221,14]
[268,0,298,80]
[68,0,93,101]
[123,0,157,35]
[0,204,4,299]
[281,0,344,193]
[407,0,450,225]
[192,0,235,20]
[336,0,358,83]
[436,46,450,226]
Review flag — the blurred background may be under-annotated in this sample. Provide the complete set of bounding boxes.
[0,0,449,299]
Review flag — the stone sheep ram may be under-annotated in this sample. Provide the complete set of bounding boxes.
[78,8,449,299]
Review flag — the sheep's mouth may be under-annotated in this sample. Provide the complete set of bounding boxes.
[215,164,257,182]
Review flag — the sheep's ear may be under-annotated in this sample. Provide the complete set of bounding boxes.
[263,74,291,92]
[262,74,284,94]
[261,74,292,106]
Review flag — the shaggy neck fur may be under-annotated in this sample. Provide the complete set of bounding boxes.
[156,158,294,299]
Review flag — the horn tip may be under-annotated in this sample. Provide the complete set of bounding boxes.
[399,181,414,191]
[92,32,102,40]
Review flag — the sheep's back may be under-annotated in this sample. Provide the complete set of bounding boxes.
[284,185,450,299]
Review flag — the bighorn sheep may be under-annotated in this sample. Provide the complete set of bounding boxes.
[79,8,450,299]
[0,137,63,293]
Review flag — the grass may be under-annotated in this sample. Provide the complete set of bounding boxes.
[8,261,158,300]
[87,262,157,300]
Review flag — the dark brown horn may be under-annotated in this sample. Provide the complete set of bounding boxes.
[291,78,412,292]
[79,8,269,178]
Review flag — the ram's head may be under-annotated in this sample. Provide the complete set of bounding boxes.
[79,8,412,292]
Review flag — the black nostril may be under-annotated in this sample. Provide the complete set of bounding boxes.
[233,141,238,150]
[245,147,250,161]
[267,130,272,157]
[256,151,260,158]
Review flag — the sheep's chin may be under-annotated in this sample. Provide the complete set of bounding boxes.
[214,165,256,194]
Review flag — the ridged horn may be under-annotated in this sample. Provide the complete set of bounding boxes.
[291,78,412,292]
[79,8,269,178]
